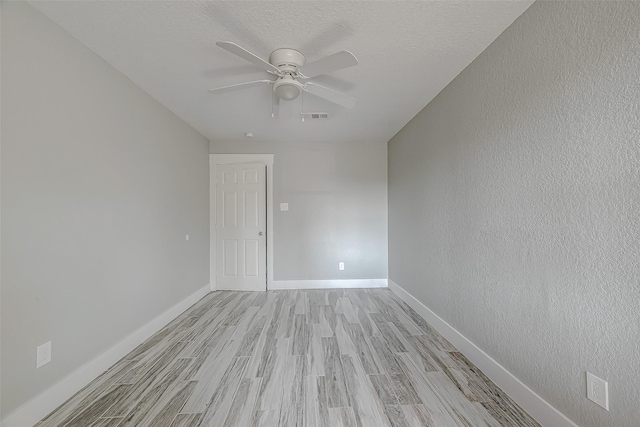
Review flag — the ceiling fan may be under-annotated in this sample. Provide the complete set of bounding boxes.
[209,41,358,112]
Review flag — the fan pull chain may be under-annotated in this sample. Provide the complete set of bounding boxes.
[271,89,275,118]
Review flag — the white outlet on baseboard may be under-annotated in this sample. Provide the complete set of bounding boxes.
[37,341,52,368]
[339,262,345,271]
[586,372,609,410]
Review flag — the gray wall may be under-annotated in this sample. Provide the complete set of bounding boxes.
[211,140,388,281]
[1,2,210,418]
[388,2,639,427]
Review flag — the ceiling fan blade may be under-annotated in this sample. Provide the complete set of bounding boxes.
[208,79,273,94]
[304,82,357,109]
[216,41,280,74]
[299,51,358,78]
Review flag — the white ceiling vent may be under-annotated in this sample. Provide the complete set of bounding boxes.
[301,112,329,121]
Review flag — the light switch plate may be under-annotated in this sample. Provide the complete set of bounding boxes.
[37,341,52,368]
[280,203,289,211]
[587,372,609,410]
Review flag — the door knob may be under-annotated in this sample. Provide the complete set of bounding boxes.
[259,231,264,236]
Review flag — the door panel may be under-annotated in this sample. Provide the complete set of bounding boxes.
[223,240,238,276]
[223,191,238,228]
[244,170,259,184]
[223,171,237,184]
[244,191,259,227]
[244,240,259,277]
[215,163,266,291]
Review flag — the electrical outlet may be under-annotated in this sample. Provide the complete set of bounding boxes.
[280,203,289,211]
[587,372,609,410]
[37,341,52,368]
[339,262,345,271]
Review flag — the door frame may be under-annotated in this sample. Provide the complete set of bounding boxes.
[210,154,274,291]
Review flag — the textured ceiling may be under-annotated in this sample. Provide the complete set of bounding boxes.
[30,1,534,144]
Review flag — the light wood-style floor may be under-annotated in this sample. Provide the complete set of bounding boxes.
[37,289,540,427]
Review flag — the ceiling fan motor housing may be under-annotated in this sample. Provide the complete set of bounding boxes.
[269,48,305,72]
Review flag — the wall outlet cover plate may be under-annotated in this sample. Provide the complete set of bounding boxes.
[37,341,52,368]
[586,372,609,410]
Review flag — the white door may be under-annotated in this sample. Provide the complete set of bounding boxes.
[215,162,267,291]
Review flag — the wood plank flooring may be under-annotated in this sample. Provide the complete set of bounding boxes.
[36,289,541,427]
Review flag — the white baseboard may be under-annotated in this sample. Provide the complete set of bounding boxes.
[388,279,579,427]
[1,284,211,427]
[269,279,387,290]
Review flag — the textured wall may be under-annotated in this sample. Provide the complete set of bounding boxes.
[1,2,210,418]
[388,2,640,426]
[211,140,388,281]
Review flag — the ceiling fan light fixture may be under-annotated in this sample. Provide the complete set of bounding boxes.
[275,82,301,101]
[273,76,302,101]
